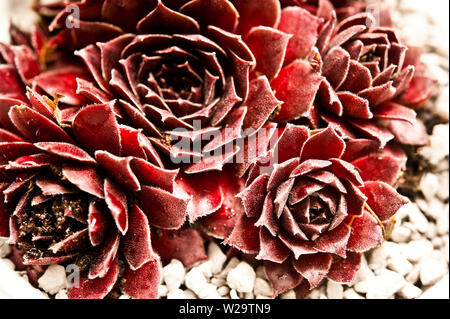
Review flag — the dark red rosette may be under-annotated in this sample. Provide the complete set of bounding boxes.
[224,125,408,296]
[1,37,190,299]
[37,0,287,176]
[248,0,435,147]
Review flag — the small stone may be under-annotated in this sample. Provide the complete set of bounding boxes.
[398,283,422,299]
[184,289,198,299]
[419,124,450,165]
[167,289,187,299]
[185,267,208,296]
[437,172,449,201]
[387,256,413,276]
[280,290,296,299]
[227,261,256,293]
[354,256,374,283]
[162,259,185,292]
[158,285,168,297]
[244,292,254,299]
[198,284,221,299]
[217,286,230,296]
[403,240,434,263]
[253,278,273,297]
[211,277,226,287]
[369,242,400,271]
[0,239,11,258]
[207,242,227,274]
[390,226,412,243]
[406,203,430,234]
[0,258,15,270]
[432,237,443,249]
[421,198,445,221]
[218,257,240,279]
[198,260,213,279]
[406,267,421,284]
[255,265,268,280]
[306,288,321,299]
[119,294,130,299]
[356,270,406,298]
[419,258,448,286]
[55,290,68,299]
[420,173,440,201]
[38,264,67,295]
[343,289,365,299]
[230,289,239,299]
[326,281,344,299]
[436,205,449,235]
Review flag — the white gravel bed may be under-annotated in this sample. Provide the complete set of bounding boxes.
[0,0,449,299]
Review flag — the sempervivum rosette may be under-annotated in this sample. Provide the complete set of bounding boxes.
[1,39,189,299]
[252,1,435,148]
[40,0,284,177]
[225,125,409,296]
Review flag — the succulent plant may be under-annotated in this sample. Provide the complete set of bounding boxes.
[225,125,409,296]
[0,33,189,299]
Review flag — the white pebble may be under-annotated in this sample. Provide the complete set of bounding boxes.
[343,289,365,299]
[184,289,198,299]
[162,259,185,292]
[356,270,406,298]
[403,240,434,263]
[419,258,448,286]
[158,285,168,297]
[369,242,401,271]
[230,289,239,299]
[119,294,130,299]
[198,260,213,279]
[390,226,412,243]
[0,258,15,270]
[436,205,449,235]
[406,267,421,284]
[167,289,187,299]
[406,203,430,234]
[326,281,344,299]
[55,290,68,299]
[198,284,221,299]
[227,262,256,293]
[398,283,422,299]
[218,257,240,279]
[38,264,67,295]
[354,256,374,283]
[419,124,449,165]
[437,172,449,201]
[217,286,230,296]
[244,292,254,299]
[280,290,296,299]
[185,267,208,296]
[420,173,440,201]
[211,277,226,287]
[0,240,11,258]
[207,242,227,274]
[387,256,413,276]
[253,278,273,297]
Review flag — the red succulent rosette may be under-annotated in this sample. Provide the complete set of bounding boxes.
[224,125,408,296]
[1,39,190,299]
[37,0,287,174]
[242,0,435,147]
